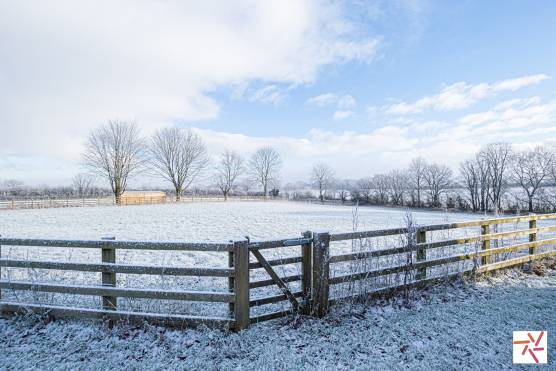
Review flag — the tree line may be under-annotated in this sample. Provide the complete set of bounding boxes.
[0,178,113,200]
[302,143,556,213]
[2,120,555,214]
[81,120,282,203]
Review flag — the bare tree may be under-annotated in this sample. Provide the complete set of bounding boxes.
[480,143,512,211]
[149,127,209,201]
[372,174,390,205]
[459,159,480,211]
[215,150,243,200]
[407,157,427,207]
[249,146,282,197]
[83,120,145,204]
[423,163,453,207]
[1,179,25,194]
[511,146,554,212]
[72,173,94,198]
[336,180,350,204]
[387,169,408,206]
[475,152,492,212]
[311,163,335,203]
[356,177,374,204]
[551,146,556,185]
[238,178,252,195]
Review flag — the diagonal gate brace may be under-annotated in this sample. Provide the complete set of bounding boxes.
[250,249,299,312]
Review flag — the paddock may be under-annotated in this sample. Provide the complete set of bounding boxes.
[1,202,554,330]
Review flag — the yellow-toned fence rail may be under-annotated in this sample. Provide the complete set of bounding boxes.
[244,213,556,323]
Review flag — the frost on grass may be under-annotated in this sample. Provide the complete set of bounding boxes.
[1,267,555,370]
[0,202,482,315]
[1,201,554,317]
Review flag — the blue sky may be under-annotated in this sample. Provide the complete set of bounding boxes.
[1,0,556,185]
[207,0,556,136]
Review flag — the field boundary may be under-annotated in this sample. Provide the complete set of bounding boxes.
[0,195,276,210]
[1,213,555,331]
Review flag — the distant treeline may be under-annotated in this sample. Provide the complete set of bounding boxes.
[2,123,556,214]
[283,143,556,214]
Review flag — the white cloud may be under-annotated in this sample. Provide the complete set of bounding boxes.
[3,1,554,186]
[249,85,286,105]
[6,91,556,185]
[193,125,418,181]
[306,92,357,120]
[383,74,550,115]
[492,74,549,92]
[460,98,556,130]
[425,97,556,151]
[306,93,357,108]
[194,96,556,182]
[307,93,338,107]
[492,96,541,111]
[333,110,353,120]
[337,95,357,109]
[0,0,379,162]
[6,103,555,186]
[405,120,447,132]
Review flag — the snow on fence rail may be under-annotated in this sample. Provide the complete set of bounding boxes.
[1,213,556,331]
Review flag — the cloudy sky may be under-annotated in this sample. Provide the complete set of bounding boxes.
[1,0,556,186]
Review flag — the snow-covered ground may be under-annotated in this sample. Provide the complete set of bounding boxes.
[1,267,555,370]
[0,200,481,241]
[1,201,554,317]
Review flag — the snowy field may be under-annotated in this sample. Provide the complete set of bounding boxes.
[1,268,555,370]
[0,200,481,241]
[1,201,553,317]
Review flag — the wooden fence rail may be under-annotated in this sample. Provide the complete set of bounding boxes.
[1,213,556,331]
[0,195,275,211]
[0,236,238,329]
[244,213,556,326]
[0,198,115,210]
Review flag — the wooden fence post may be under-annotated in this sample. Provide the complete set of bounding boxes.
[233,240,250,331]
[481,224,491,265]
[300,231,312,315]
[101,236,117,310]
[312,232,330,318]
[416,229,427,280]
[228,246,235,316]
[529,219,537,255]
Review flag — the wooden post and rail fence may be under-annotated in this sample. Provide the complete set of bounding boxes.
[0,195,275,211]
[1,213,555,331]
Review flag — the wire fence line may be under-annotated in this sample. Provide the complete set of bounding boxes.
[0,195,276,210]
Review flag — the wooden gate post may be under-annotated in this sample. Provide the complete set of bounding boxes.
[529,219,537,254]
[101,236,117,310]
[233,240,250,331]
[481,224,491,265]
[416,229,427,280]
[300,231,312,315]
[312,232,330,318]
